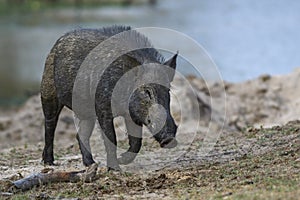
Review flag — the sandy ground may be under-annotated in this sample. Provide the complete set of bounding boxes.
[0,69,299,199]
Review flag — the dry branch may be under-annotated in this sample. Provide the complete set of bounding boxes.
[8,163,98,191]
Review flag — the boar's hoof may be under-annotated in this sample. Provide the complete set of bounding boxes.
[118,152,137,165]
[83,159,96,167]
[107,165,122,172]
[43,160,57,166]
[160,137,177,148]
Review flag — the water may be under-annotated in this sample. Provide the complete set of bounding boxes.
[1,0,300,104]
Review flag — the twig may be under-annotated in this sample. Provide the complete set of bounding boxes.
[0,192,13,197]
[8,163,98,192]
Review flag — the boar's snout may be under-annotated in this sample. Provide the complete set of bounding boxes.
[160,137,177,148]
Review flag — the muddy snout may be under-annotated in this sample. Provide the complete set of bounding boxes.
[160,137,177,148]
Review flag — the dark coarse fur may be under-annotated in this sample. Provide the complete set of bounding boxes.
[41,25,178,170]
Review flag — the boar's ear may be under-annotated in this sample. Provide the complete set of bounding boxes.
[163,52,178,81]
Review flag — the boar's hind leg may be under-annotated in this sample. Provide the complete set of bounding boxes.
[118,117,142,165]
[76,118,96,166]
[42,98,63,165]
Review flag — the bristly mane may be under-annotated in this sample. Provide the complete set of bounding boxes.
[97,25,165,64]
[100,25,132,37]
[71,25,165,64]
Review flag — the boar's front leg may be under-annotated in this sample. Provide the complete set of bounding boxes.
[97,113,121,171]
[118,117,142,165]
[76,117,96,166]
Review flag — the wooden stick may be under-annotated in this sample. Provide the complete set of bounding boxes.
[9,163,98,191]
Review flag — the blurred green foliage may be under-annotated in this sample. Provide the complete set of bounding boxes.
[0,0,142,15]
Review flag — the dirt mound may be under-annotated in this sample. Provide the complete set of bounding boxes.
[188,68,300,129]
[224,68,300,128]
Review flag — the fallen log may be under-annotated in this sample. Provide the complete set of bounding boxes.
[8,163,98,192]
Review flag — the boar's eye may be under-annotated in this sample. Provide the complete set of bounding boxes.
[146,118,151,125]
